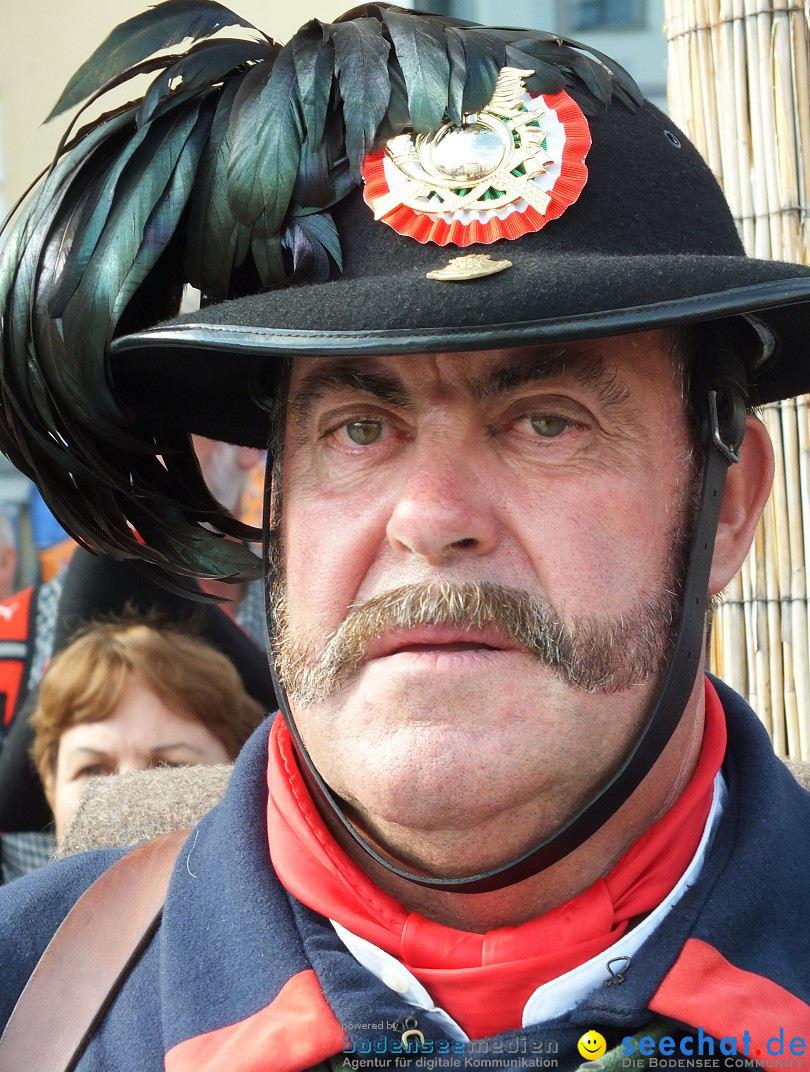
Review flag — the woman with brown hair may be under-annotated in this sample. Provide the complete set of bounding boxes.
[31,620,265,841]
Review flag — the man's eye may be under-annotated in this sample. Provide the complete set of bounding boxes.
[529,414,568,438]
[344,419,383,445]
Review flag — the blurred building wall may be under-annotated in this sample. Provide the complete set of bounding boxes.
[0,1,353,216]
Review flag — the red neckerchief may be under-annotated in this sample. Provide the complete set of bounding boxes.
[267,680,726,1039]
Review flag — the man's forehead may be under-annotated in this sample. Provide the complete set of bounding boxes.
[286,330,678,412]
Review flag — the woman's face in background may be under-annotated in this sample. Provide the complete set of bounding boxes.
[46,672,231,839]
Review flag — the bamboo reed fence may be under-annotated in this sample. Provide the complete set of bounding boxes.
[664,0,810,758]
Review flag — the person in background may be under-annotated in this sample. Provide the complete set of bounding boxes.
[190,435,267,628]
[0,547,275,882]
[190,436,265,520]
[30,620,264,845]
[0,509,18,603]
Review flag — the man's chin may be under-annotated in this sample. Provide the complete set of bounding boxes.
[336,761,579,878]
[303,701,601,835]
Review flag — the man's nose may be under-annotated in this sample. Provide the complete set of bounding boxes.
[385,445,499,565]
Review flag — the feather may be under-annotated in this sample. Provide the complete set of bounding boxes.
[48,0,264,119]
[293,136,334,210]
[249,218,286,289]
[227,46,301,233]
[325,151,356,207]
[445,26,466,126]
[282,220,331,283]
[158,435,261,541]
[41,170,120,327]
[502,44,567,98]
[467,26,641,110]
[49,56,176,170]
[128,495,262,582]
[283,208,342,281]
[6,192,79,435]
[291,21,334,148]
[374,50,409,146]
[383,8,450,133]
[338,3,473,31]
[112,107,214,324]
[0,110,130,308]
[137,38,271,125]
[46,121,157,318]
[323,105,355,203]
[454,28,504,117]
[185,78,251,298]
[329,18,391,179]
[561,37,643,109]
[527,41,611,106]
[124,430,260,545]
[60,104,207,428]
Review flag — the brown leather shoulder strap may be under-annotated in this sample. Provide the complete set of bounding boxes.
[0,828,189,1072]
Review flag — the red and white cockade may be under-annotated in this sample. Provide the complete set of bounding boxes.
[362,68,592,247]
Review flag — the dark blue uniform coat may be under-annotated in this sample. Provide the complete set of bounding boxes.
[1,679,809,1070]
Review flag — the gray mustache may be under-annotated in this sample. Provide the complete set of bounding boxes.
[273,580,676,704]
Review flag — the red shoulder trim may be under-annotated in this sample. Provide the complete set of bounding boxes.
[165,969,346,1072]
[651,938,810,1054]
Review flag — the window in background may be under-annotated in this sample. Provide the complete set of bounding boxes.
[418,0,455,12]
[563,0,646,32]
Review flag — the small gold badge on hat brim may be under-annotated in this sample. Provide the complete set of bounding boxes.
[426,254,513,281]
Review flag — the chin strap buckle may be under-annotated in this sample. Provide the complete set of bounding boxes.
[708,388,742,464]
[705,332,749,466]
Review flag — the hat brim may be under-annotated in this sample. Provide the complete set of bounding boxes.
[111,256,810,447]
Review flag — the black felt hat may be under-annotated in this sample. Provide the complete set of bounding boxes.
[112,97,810,448]
[3,1,810,580]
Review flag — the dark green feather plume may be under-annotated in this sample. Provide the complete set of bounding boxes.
[183,77,252,297]
[331,19,391,180]
[228,46,302,233]
[383,9,451,133]
[292,22,335,149]
[47,0,267,120]
[0,0,642,584]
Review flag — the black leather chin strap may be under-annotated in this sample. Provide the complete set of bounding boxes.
[264,344,749,894]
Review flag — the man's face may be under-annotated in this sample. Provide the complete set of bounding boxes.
[274,331,697,867]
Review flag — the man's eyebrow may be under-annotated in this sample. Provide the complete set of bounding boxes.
[290,363,410,422]
[472,347,630,410]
